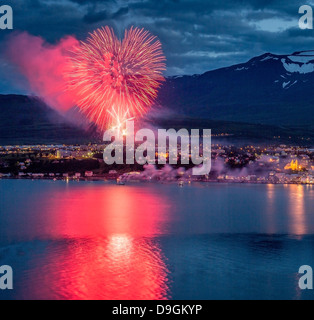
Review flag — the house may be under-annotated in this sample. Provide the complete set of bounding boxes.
[85,171,93,177]
[0,173,11,178]
[32,173,44,178]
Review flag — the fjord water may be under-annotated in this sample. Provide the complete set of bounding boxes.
[0,180,314,300]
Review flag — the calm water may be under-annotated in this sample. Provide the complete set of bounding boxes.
[0,180,314,300]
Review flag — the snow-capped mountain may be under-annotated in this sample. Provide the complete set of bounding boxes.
[239,51,314,89]
[158,51,314,127]
[281,51,314,75]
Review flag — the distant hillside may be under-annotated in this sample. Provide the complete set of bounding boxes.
[0,95,95,145]
[0,94,313,146]
[147,115,314,145]
[157,51,314,127]
[1,50,314,145]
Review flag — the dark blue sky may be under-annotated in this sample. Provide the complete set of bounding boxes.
[0,0,313,94]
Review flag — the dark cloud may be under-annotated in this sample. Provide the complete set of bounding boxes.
[112,6,129,19]
[83,9,109,23]
[69,0,115,4]
[0,0,313,93]
[84,6,129,24]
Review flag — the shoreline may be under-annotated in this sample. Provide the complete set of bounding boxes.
[0,176,313,186]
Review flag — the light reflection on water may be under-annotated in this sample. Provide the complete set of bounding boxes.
[0,180,314,300]
[288,185,306,235]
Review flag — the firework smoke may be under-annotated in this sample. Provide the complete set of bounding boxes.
[5,32,78,112]
[67,26,166,130]
[5,27,166,131]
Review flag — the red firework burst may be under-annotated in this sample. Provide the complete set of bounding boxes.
[67,26,166,130]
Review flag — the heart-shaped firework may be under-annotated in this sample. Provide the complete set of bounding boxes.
[67,26,166,131]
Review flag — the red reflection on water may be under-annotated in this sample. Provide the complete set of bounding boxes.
[37,236,170,300]
[29,184,171,300]
[49,185,171,238]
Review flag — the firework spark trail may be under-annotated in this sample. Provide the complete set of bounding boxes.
[107,106,135,138]
[67,26,166,131]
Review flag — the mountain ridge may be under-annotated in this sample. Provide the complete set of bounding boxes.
[157,50,314,127]
[1,50,314,144]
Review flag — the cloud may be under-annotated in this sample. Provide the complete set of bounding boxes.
[83,9,110,23]
[69,0,114,4]
[1,0,313,95]
[84,6,129,24]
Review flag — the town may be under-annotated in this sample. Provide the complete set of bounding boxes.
[0,142,313,185]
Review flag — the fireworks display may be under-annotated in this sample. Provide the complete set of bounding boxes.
[67,26,166,131]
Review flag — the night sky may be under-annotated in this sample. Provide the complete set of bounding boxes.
[0,0,313,94]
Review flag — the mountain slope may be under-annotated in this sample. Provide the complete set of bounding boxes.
[1,51,314,145]
[0,95,94,145]
[157,51,314,127]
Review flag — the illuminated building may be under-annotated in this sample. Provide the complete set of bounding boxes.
[285,160,302,171]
